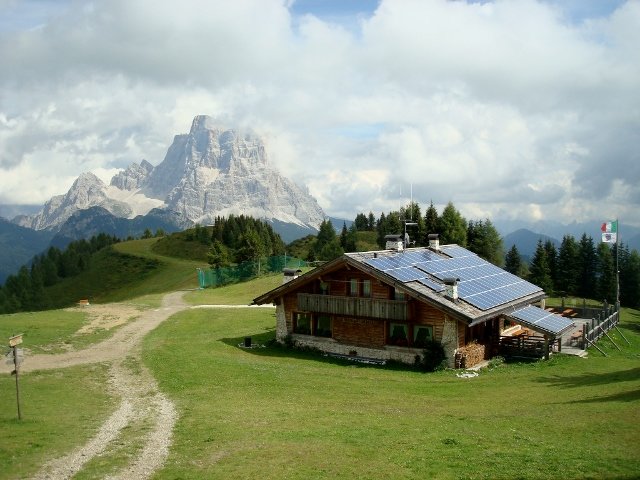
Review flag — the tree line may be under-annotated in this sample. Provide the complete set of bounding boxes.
[313,201,639,308]
[0,233,120,313]
[524,237,640,309]
[204,215,285,268]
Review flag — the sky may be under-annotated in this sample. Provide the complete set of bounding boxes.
[0,0,638,228]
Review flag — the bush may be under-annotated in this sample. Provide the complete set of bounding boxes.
[417,340,447,372]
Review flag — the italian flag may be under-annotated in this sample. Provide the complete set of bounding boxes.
[601,221,617,233]
[601,220,618,243]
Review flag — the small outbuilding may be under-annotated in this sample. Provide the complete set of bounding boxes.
[253,236,574,368]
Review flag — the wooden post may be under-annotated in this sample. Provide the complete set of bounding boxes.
[544,335,549,360]
[13,346,22,420]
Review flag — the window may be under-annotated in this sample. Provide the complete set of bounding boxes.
[389,323,408,346]
[315,315,332,337]
[362,280,371,298]
[320,281,329,295]
[413,325,433,348]
[394,288,405,301]
[349,278,358,297]
[294,312,312,335]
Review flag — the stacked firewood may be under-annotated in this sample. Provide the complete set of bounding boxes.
[454,342,486,369]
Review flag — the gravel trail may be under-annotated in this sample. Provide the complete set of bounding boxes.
[22,291,188,480]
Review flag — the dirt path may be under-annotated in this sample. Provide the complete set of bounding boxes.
[23,291,188,480]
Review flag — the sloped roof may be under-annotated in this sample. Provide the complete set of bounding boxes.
[345,245,548,324]
[254,244,550,325]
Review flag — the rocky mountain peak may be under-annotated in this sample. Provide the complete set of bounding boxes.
[13,115,326,235]
[110,160,154,191]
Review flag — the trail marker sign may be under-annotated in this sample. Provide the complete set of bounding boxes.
[8,334,24,420]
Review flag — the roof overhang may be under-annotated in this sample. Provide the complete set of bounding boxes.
[252,255,350,305]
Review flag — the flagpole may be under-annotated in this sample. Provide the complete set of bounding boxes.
[616,218,620,309]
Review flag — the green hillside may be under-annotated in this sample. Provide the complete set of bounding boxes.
[39,238,202,307]
[1,239,639,478]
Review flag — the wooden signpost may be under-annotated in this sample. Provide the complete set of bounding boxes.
[8,334,23,420]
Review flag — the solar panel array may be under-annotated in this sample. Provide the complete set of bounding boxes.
[509,305,574,335]
[363,247,543,311]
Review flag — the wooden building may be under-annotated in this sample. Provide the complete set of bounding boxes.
[253,238,574,367]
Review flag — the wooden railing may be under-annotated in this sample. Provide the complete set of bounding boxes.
[297,293,408,321]
[494,335,560,359]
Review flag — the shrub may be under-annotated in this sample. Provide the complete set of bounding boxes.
[418,340,447,372]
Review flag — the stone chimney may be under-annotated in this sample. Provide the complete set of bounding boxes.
[385,234,404,251]
[443,277,459,301]
[428,234,440,251]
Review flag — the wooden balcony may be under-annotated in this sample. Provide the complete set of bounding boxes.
[297,293,408,321]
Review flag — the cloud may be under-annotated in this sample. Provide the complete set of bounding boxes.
[0,0,638,228]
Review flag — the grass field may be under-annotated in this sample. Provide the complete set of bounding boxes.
[0,364,112,478]
[184,273,283,305]
[143,305,640,479]
[2,269,639,479]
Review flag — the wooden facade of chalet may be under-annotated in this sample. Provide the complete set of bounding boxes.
[257,258,487,367]
[253,245,571,367]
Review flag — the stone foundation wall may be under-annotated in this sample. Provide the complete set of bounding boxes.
[290,334,423,365]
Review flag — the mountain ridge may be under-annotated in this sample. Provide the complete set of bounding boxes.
[12,115,326,234]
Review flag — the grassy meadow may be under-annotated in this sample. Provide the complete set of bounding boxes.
[1,248,639,479]
[143,305,640,480]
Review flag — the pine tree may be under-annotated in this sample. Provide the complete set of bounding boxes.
[207,240,230,268]
[528,240,554,293]
[467,219,504,266]
[314,220,343,261]
[344,224,358,253]
[505,245,523,277]
[577,233,598,299]
[423,201,439,242]
[438,202,467,246]
[597,242,616,303]
[544,240,558,291]
[619,247,640,308]
[340,222,348,249]
[354,213,368,231]
[367,211,376,231]
[556,235,578,296]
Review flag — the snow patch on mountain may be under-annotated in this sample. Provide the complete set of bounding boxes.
[104,186,165,218]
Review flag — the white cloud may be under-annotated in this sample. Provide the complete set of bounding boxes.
[0,0,638,228]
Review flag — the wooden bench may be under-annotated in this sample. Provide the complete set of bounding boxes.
[570,328,583,346]
[77,299,90,306]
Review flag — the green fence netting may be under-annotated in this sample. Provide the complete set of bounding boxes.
[196,255,309,288]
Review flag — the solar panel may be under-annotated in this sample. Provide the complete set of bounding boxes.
[463,280,542,310]
[417,277,445,292]
[364,246,544,311]
[386,267,424,283]
[509,305,574,335]
[440,245,475,258]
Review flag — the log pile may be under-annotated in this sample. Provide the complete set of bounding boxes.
[454,342,487,369]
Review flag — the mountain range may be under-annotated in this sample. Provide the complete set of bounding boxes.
[1,115,326,282]
[14,115,326,235]
[2,115,639,284]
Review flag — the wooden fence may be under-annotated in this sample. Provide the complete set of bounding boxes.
[576,304,620,351]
